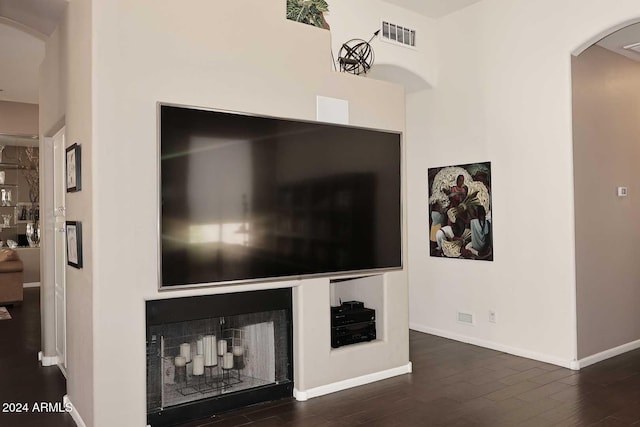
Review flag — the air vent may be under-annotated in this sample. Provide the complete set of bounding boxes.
[381,21,416,47]
[623,42,640,53]
[457,311,474,325]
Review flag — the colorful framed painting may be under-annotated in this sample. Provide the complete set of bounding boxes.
[428,162,493,261]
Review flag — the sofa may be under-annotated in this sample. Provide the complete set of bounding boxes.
[0,249,24,305]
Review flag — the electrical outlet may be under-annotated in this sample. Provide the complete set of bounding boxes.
[489,310,496,323]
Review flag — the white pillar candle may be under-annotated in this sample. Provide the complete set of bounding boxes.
[192,355,205,376]
[196,338,204,355]
[174,356,187,383]
[174,356,186,367]
[204,335,217,366]
[232,345,244,356]
[217,339,227,356]
[180,343,191,363]
[203,335,211,366]
[223,352,234,369]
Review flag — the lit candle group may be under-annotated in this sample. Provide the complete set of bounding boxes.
[173,337,244,379]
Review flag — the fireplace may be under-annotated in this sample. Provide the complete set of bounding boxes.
[146,289,293,427]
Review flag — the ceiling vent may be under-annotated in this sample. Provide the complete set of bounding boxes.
[381,21,416,47]
[623,42,640,54]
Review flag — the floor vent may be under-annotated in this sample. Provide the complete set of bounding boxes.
[457,312,474,325]
[381,21,416,47]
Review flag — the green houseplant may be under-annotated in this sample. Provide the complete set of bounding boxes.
[287,0,330,30]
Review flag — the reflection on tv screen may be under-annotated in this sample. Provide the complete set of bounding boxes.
[160,105,402,286]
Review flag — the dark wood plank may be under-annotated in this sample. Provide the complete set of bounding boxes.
[0,288,76,427]
[4,290,640,427]
[187,331,640,427]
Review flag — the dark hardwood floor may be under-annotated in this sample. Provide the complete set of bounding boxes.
[3,288,640,426]
[0,288,75,427]
[177,332,640,427]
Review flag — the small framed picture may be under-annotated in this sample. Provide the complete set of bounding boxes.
[66,143,82,192]
[66,221,83,268]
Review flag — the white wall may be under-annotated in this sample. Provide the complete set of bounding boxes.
[407,0,640,366]
[40,1,95,425]
[39,16,61,376]
[89,1,408,425]
[327,0,436,91]
[0,101,38,135]
[573,45,640,359]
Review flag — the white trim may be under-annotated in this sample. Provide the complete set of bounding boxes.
[574,338,640,369]
[572,18,640,56]
[410,323,577,370]
[293,362,412,401]
[57,361,68,379]
[38,350,59,367]
[0,16,47,41]
[23,282,40,288]
[63,395,87,427]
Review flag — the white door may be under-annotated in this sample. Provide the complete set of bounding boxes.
[53,128,67,370]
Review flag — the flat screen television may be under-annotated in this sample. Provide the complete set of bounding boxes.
[159,104,402,288]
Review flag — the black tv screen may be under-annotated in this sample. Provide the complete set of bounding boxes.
[160,104,402,287]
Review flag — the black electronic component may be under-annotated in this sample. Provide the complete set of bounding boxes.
[330,301,376,348]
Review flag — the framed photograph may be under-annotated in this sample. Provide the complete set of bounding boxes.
[66,221,83,268]
[428,161,493,261]
[66,143,82,192]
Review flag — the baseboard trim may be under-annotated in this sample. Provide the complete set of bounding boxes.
[23,282,40,288]
[410,323,576,370]
[293,362,412,401]
[63,395,86,427]
[38,351,59,367]
[575,338,640,369]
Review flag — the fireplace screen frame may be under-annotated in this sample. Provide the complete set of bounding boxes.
[146,288,293,427]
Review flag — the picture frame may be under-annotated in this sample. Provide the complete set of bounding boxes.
[428,161,493,261]
[66,143,82,192]
[66,221,83,268]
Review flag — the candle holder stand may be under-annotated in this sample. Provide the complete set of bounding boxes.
[177,361,202,396]
[203,363,225,390]
[177,361,229,396]
[160,328,249,402]
[221,367,242,388]
[222,328,245,385]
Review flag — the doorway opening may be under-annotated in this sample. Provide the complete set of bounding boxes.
[572,21,640,363]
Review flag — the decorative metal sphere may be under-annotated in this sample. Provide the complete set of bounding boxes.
[338,39,375,75]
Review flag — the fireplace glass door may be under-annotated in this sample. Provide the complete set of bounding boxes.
[146,289,293,426]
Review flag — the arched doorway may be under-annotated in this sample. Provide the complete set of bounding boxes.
[572,20,640,366]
